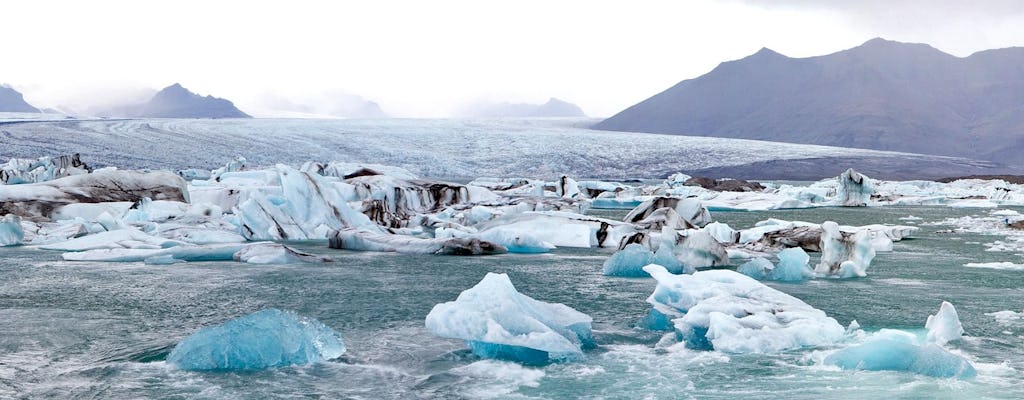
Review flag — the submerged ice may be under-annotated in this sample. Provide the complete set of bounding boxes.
[167,308,346,371]
[425,273,595,365]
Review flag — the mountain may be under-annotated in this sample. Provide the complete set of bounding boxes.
[253,92,388,118]
[459,98,586,118]
[122,84,250,118]
[0,85,40,113]
[594,38,1024,165]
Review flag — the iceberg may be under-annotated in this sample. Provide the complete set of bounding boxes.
[167,308,346,371]
[772,247,813,281]
[736,249,811,282]
[824,329,975,379]
[474,211,633,248]
[736,257,774,281]
[0,214,24,246]
[925,301,964,345]
[643,264,845,353]
[233,165,381,240]
[233,243,333,264]
[815,221,876,278]
[61,242,328,264]
[836,168,874,206]
[0,154,89,185]
[671,230,729,269]
[603,243,655,277]
[0,169,188,220]
[329,229,506,255]
[624,197,711,229]
[40,228,185,251]
[425,273,595,365]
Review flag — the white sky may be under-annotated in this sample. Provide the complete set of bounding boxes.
[2,0,1023,117]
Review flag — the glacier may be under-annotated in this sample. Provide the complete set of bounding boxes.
[167,308,346,371]
[425,273,595,365]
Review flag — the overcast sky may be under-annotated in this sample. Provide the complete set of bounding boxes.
[3,0,1023,117]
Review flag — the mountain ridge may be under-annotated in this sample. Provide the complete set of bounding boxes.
[594,38,1024,166]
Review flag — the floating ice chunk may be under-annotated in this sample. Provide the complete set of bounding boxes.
[652,243,687,274]
[624,197,711,229]
[167,308,346,371]
[233,243,333,264]
[824,329,975,379]
[925,301,964,345]
[773,247,813,281]
[52,202,133,222]
[0,214,25,246]
[61,244,245,262]
[642,265,845,353]
[836,168,874,206]
[964,262,1024,271]
[40,229,185,251]
[425,273,594,365]
[603,244,654,277]
[672,230,728,269]
[737,249,810,282]
[329,229,506,255]
[986,310,1024,323]
[816,221,875,278]
[234,165,381,241]
[474,229,554,254]
[475,212,632,248]
[0,154,89,185]
[555,176,581,199]
[702,222,738,244]
[736,257,774,281]
[899,215,924,221]
[144,255,186,265]
[0,169,188,220]
[664,173,692,188]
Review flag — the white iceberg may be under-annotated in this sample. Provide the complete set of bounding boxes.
[425,273,595,365]
[643,264,845,353]
[815,221,876,278]
[925,301,964,345]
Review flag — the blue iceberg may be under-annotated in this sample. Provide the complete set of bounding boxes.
[167,308,346,371]
[425,273,595,365]
[603,244,654,277]
[825,330,976,379]
[772,247,813,281]
[736,248,811,282]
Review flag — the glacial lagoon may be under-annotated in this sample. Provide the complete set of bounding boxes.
[2,205,1023,399]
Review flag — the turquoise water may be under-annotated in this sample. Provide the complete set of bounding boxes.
[1,206,1023,399]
